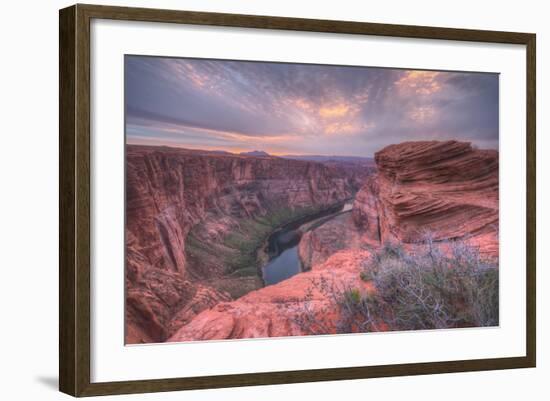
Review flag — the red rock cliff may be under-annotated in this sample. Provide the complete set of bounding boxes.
[373,141,498,256]
[125,145,364,343]
[168,249,375,342]
[135,140,499,343]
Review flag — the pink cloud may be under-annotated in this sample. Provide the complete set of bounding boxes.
[395,71,443,96]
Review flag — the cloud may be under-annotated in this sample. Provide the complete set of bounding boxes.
[125,56,498,156]
[395,71,443,95]
[408,106,437,123]
[319,103,358,119]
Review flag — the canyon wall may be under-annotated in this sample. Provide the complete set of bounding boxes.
[125,145,365,343]
[373,140,499,256]
[169,140,499,342]
[298,213,365,271]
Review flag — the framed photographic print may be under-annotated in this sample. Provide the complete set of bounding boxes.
[59,4,536,397]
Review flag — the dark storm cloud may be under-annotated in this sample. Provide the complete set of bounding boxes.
[125,56,499,156]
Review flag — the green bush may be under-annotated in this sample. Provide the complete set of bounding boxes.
[359,270,374,282]
[343,288,362,305]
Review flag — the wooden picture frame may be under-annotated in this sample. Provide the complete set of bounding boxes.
[59,3,536,397]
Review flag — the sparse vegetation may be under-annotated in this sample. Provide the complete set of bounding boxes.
[294,236,499,334]
[186,204,324,280]
[222,205,321,274]
[209,276,263,299]
[365,236,499,330]
[359,270,375,282]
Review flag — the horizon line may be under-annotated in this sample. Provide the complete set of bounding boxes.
[126,138,498,158]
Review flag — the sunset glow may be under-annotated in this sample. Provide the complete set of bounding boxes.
[125,57,498,156]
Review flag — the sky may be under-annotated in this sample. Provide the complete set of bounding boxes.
[125,56,499,157]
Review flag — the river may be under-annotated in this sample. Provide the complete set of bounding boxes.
[261,200,353,285]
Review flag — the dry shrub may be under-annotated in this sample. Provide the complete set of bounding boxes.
[363,238,499,330]
[292,275,382,335]
[294,236,498,335]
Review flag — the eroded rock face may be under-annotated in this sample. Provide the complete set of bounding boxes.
[168,250,374,342]
[299,213,366,271]
[352,175,381,244]
[125,262,232,344]
[132,140,499,343]
[374,141,498,256]
[125,145,365,343]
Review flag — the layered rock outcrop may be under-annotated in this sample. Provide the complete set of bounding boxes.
[125,145,366,343]
[373,141,498,256]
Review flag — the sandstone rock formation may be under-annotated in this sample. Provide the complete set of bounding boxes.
[298,213,365,271]
[125,145,366,343]
[168,249,375,342]
[373,141,498,257]
[351,175,381,244]
[129,140,499,343]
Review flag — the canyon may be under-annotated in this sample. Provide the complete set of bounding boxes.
[126,140,499,344]
[125,145,371,343]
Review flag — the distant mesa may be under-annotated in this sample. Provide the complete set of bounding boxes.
[239,150,271,157]
[207,150,233,155]
[282,154,375,166]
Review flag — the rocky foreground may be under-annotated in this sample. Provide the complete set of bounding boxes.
[167,140,499,342]
[125,145,370,343]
